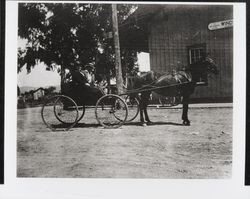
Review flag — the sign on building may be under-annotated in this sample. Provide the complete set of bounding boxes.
[208,19,233,30]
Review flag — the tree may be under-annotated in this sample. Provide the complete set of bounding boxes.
[45,86,56,94]
[18,3,138,85]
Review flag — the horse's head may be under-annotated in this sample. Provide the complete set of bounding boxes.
[189,56,219,82]
[204,57,219,75]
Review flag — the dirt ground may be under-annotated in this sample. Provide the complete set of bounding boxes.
[17,105,232,178]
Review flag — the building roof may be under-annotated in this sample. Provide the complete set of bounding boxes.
[29,87,45,94]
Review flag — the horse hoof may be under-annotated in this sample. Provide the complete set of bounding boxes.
[141,123,147,127]
[183,121,190,126]
[146,121,153,125]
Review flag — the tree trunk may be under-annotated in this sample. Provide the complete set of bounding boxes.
[60,65,65,94]
[112,4,123,95]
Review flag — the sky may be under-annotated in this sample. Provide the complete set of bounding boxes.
[17,52,150,87]
[17,63,61,87]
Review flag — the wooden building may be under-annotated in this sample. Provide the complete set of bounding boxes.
[120,4,233,102]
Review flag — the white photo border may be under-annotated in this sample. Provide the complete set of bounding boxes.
[3,1,248,198]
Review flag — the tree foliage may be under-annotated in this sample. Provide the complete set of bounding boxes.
[45,86,56,94]
[18,3,139,80]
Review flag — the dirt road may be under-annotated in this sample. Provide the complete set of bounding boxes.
[17,105,232,178]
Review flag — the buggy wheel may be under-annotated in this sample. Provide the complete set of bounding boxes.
[124,95,139,122]
[41,95,79,131]
[95,94,128,128]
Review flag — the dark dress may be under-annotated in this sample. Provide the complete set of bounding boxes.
[69,70,103,105]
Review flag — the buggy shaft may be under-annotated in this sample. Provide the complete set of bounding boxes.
[119,81,194,96]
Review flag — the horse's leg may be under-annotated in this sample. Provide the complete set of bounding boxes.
[182,94,190,126]
[143,93,151,123]
[144,106,151,123]
[139,106,145,124]
[138,95,146,125]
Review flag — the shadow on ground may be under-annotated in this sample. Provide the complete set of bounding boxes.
[71,121,184,128]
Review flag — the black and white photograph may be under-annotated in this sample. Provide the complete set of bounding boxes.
[16,2,233,179]
[2,0,249,199]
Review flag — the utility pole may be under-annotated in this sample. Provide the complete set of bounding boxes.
[111,4,123,94]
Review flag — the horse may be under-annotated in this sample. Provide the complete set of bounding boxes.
[129,57,219,126]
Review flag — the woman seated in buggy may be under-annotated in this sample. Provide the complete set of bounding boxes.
[63,63,104,105]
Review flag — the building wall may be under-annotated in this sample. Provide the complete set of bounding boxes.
[148,5,233,101]
[33,89,44,100]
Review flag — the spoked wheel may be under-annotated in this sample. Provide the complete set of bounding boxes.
[124,95,139,122]
[95,94,128,128]
[41,95,79,131]
[159,96,182,107]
